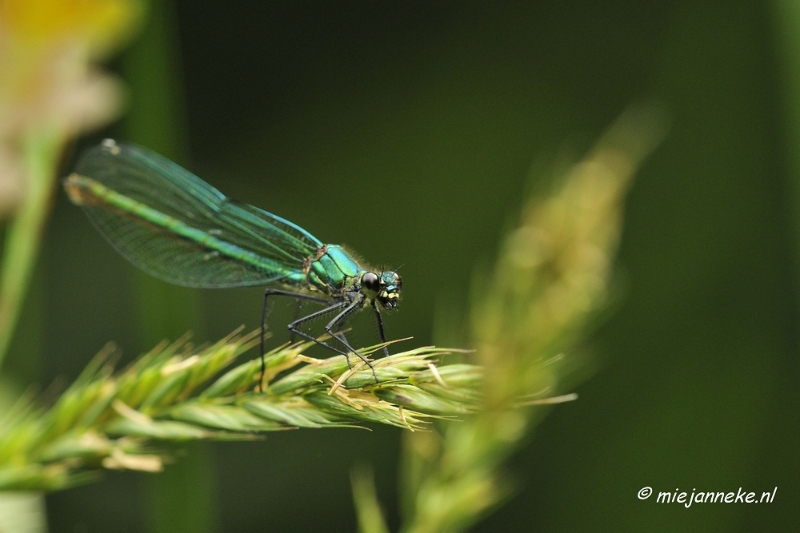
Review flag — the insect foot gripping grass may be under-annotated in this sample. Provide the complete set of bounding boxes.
[0,329,482,491]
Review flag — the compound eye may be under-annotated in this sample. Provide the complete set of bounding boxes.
[392,272,402,287]
[362,272,380,293]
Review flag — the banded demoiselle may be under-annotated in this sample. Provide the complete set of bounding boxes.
[64,139,402,390]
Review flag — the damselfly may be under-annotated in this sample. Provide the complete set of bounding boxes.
[64,139,402,389]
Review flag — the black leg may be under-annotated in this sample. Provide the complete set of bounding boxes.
[324,300,378,381]
[331,327,351,350]
[260,289,329,392]
[289,299,303,343]
[286,301,358,359]
[371,301,390,357]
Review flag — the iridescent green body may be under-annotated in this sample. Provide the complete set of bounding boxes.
[306,244,362,290]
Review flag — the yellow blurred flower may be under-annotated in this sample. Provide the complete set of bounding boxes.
[0,0,141,214]
[1,0,137,53]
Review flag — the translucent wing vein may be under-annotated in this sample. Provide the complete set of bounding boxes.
[68,140,322,288]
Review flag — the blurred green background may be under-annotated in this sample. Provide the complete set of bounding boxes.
[5,0,798,531]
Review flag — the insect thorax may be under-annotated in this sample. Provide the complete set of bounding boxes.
[305,244,364,296]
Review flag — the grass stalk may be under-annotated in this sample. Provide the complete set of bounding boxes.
[0,330,482,492]
[0,131,63,371]
[381,104,667,533]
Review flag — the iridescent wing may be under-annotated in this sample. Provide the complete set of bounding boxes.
[67,140,321,288]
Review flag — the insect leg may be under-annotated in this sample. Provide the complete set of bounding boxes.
[286,300,358,360]
[371,300,390,357]
[325,301,378,381]
[289,299,303,343]
[260,289,329,392]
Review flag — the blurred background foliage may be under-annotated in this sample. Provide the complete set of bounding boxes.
[0,0,798,531]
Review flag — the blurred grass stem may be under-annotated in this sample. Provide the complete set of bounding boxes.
[390,105,666,533]
[0,132,62,371]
